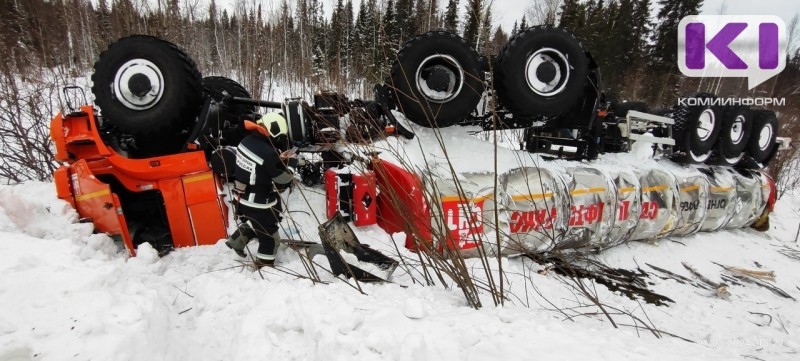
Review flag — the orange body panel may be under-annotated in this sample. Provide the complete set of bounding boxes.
[69,160,136,254]
[50,106,229,256]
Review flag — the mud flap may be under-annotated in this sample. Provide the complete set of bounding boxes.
[319,213,398,282]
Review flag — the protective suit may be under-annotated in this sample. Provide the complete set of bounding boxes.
[226,112,295,266]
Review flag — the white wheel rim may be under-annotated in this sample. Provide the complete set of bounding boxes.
[730,115,745,144]
[113,58,165,110]
[689,149,712,163]
[415,54,464,103]
[758,123,774,151]
[525,48,570,96]
[696,109,715,141]
[724,152,745,165]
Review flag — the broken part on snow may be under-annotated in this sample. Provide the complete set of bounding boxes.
[319,212,398,282]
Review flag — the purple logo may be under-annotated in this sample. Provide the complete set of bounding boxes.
[679,15,786,89]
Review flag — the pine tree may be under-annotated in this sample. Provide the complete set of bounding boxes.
[444,0,459,33]
[396,0,416,44]
[559,0,582,31]
[651,0,703,69]
[384,0,399,50]
[463,0,483,46]
[488,25,508,57]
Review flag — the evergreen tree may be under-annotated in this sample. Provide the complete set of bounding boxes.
[463,0,483,47]
[384,0,399,49]
[444,0,459,33]
[396,0,416,44]
[651,0,703,69]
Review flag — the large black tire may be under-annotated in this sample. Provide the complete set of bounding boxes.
[91,35,203,136]
[202,76,254,146]
[494,26,590,118]
[672,94,724,163]
[389,31,485,128]
[710,106,752,165]
[746,110,779,164]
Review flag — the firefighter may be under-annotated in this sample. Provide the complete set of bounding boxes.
[225,112,299,266]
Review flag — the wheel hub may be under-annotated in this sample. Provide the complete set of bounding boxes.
[730,115,745,144]
[525,48,570,96]
[758,123,774,150]
[415,55,464,103]
[113,58,164,110]
[128,73,153,97]
[696,109,715,141]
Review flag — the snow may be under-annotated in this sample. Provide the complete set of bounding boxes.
[3,121,800,360]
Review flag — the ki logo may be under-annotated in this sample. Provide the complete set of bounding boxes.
[678,15,787,89]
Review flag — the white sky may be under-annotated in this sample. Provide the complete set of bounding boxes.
[213,0,800,33]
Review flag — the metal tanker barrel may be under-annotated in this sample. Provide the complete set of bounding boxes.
[699,167,737,232]
[427,172,495,256]
[756,172,772,217]
[560,166,617,250]
[497,167,570,253]
[599,169,641,249]
[725,169,765,229]
[630,168,680,241]
[669,170,711,237]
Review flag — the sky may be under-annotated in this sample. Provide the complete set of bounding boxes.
[219,0,800,34]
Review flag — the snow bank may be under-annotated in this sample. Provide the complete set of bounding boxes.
[1,174,799,360]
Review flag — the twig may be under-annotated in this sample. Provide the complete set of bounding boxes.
[748,311,773,327]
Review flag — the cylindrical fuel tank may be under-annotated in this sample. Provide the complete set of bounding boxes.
[428,172,495,256]
[496,167,570,253]
[726,169,765,229]
[600,168,641,249]
[560,166,617,250]
[630,168,679,241]
[669,169,711,237]
[699,167,738,232]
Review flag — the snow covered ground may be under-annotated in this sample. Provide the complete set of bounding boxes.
[2,123,800,360]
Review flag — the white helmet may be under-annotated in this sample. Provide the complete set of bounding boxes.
[257,112,288,138]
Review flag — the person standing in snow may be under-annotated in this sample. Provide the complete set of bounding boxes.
[225,112,299,267]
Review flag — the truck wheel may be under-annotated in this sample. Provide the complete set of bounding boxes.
[389,31,484,127]
[203,76,254,146]
[712,106,752,165]
[91,35,203,136]
[494,26,589,118]
[746,110,778,164]
[672,94,723,163]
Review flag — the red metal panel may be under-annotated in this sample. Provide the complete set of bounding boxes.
[371,159,431,251]
[352,171,377,226]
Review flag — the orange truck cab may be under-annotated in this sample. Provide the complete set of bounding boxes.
[51,105,228,256]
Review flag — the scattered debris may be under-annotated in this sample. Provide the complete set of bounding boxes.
[646,263,712,290]
[712,262,795,300]
[528,254,674,306]
[681,262,730,298]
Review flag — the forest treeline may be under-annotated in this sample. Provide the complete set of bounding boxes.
[0,0,799,188]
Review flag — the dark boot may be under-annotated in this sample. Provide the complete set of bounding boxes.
[225,226,255,257]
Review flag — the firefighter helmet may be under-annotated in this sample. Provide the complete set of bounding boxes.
[257,112,288,138]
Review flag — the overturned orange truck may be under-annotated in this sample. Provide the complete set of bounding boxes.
[50,30,781,257]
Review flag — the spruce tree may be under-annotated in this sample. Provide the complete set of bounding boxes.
[651,0,703,69]
[444,0,459,33]
[463,0,482,46]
